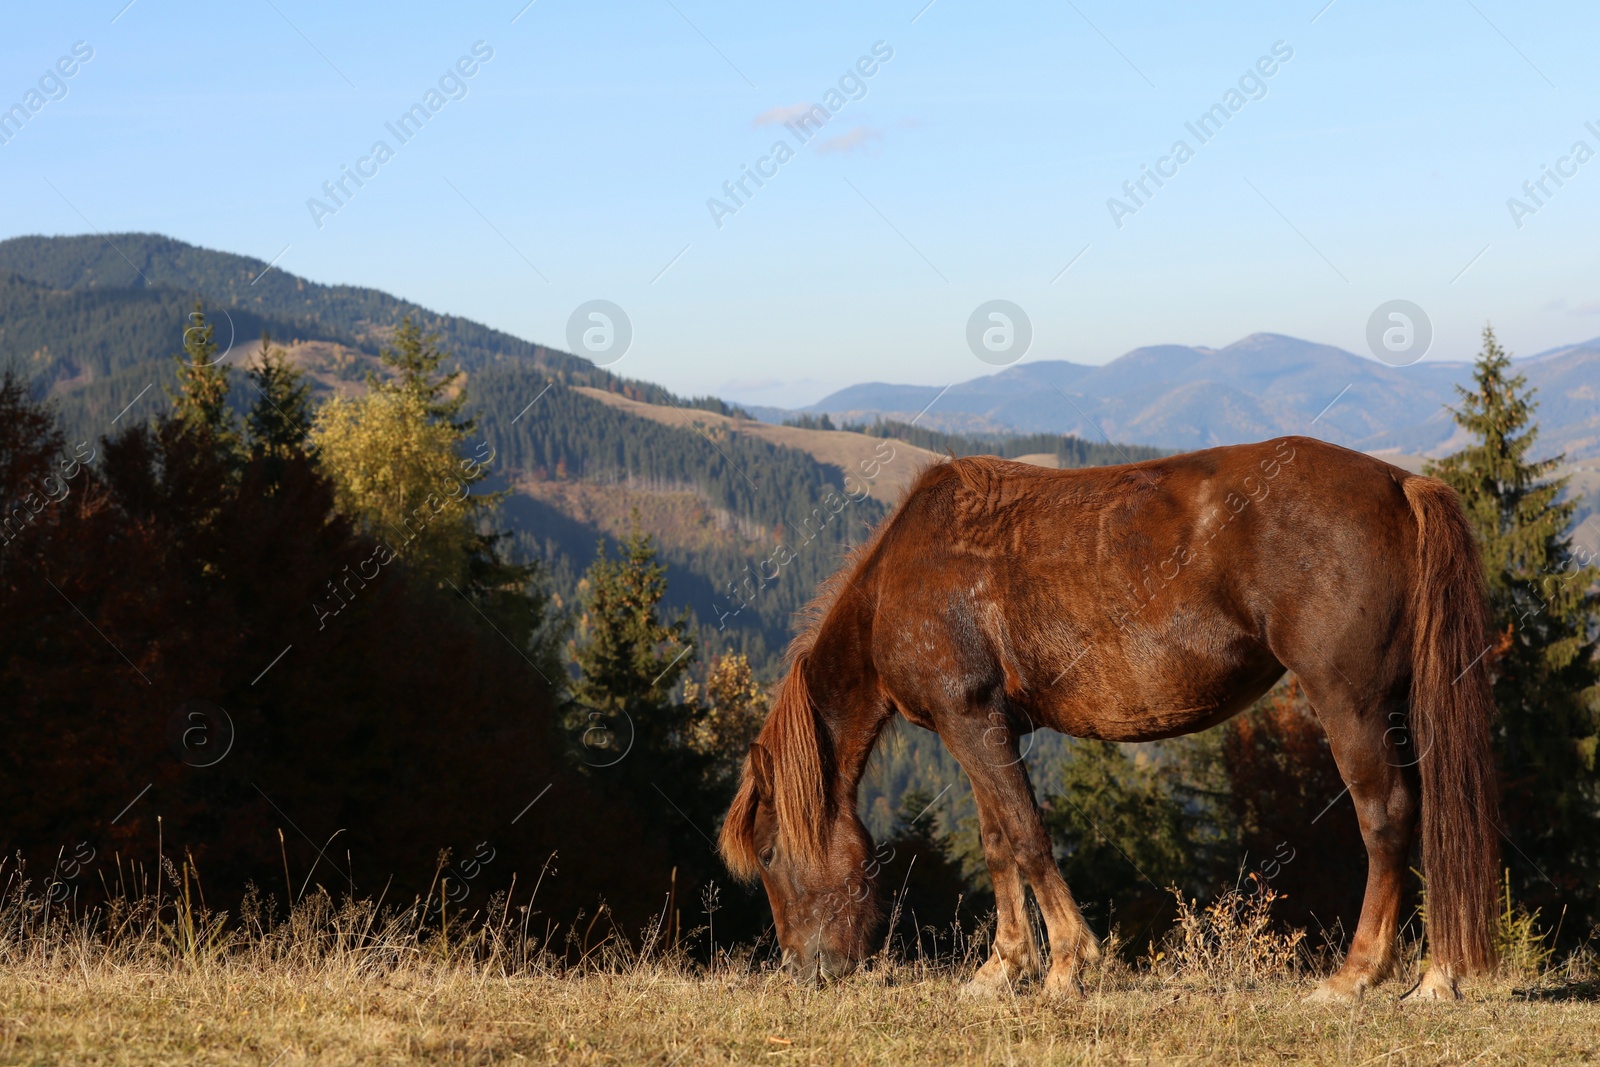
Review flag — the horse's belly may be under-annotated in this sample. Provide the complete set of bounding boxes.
[1030,642,1282,742]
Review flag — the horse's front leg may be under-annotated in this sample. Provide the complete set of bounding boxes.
[962,789,1040,994]
[945,709,1100,996]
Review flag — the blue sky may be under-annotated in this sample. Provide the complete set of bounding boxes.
[4,0,1598,407]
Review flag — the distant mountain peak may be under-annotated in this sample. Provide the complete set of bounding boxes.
[1221,332,1339,354]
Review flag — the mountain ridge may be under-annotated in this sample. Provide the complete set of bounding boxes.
[0,231,746,437]
[798,330,1600,460]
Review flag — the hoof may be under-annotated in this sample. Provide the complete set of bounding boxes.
[1402,968,1461,1002]
[1305,975,1366,1003]
[964,951,1032,997]
[1041,937,1097,999]
[1042,967,1084,999]
[961,966,1018,998]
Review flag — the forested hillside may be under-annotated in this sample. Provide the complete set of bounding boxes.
[0,271,300,437]
[473,366,893,667]
[0,234,875,667]
[0,233,738,439]
[6,233,1596,968]
[857,418,1168,467]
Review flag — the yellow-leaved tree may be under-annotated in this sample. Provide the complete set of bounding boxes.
[311,387,482,586]
[683,652,768,786]
[312,318,567,683]
[311,318,497,587]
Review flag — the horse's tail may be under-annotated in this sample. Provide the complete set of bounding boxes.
[1402,475,1499,975]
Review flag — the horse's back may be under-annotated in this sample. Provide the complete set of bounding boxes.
[868,437,1424,740]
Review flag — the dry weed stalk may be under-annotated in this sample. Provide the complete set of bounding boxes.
[1151,880,1307,991]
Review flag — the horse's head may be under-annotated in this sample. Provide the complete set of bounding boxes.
[735,741,879,984]
[719,652,881,985]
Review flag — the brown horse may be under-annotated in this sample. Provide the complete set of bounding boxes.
[720,436,1499,1000]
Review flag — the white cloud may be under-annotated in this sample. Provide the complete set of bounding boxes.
[1545,298,1600,316]
[752,103,816,128]
[816,125,884,155]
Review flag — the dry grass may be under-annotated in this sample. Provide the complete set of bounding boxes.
[8,956,1600,1065]
[2,867,1597,1066]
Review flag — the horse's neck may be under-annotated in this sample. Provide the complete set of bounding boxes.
[808,648,892,809]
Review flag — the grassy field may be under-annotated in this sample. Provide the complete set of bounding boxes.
[2,880,1596,1065]
[5,959,1600,1065]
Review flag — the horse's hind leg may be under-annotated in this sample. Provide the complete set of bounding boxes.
[943,714,1099,996]
[962,793,1041,994]
[1303,685,1418,1002]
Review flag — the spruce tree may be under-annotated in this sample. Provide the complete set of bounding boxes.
[245,331,313,460]
[1044,741,1197,937]
[1427,325,1600,921]
[875,788,982,956]
[572,515,695,719]
[373,317,472,434]
[369,316,519,585]
[322,317,548,618]
[570,514,698,783]
[169,303,234,440]
[120,306,248,578]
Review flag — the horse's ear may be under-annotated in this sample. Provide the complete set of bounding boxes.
[748,742,775,803]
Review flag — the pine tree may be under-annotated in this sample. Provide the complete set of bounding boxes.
[312,389,481,585]
[571,515,695,722]
[1220,678,1366,934]
[168,303,235,440]
[370,316,516,580]
[107,306,250,584]
[1427,325,1600,920]
[465,533,569,691]
[568,515,700,787]
[371,322,559,657]
[0,369,68,557]
[373,317,472,434]
[245,331,312,460]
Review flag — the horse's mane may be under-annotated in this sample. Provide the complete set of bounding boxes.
[719,649,828,882]
[719,460,951,882]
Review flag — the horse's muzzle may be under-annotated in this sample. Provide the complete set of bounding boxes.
[784,949,859,987]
